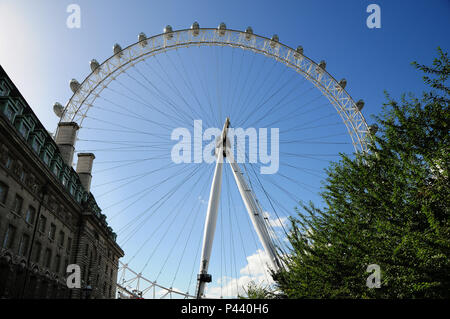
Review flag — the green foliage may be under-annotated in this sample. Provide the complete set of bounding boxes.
[239,281,281,299]
[273,48,450,298]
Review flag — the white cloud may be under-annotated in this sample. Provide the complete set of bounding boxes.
[261,212,290,247]
[204,249,275,298]
[263,211,288,229]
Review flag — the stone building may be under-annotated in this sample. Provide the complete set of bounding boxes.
[0,65,124,299]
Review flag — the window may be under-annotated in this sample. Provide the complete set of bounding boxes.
[5,156,12,169]
[75,191,82,203]
[18,234,30,256]
[31,139,40,153]
[33,242,42,262]
[62,175,68,187]
[19,124,29,138]
[54,255,61,273]
[82,265,87,281]
[43,152,51,165]
[44,248,52,268]
[52,165,60,177]
[19,170,26,183]
[67,237,72,252]
[0,81,7,96]
[12,194,23,215]
[84,243,89,256]
[2,224,16,249]
[88,251,93,267]
[64,258,69,275]
[70,184,76,195]
[38,215,47,233]
[56,206,63,218]
[49,223,56,240]
[25,206,36,224]
[5,106,14,121]
[58,231,65,247]
[0,182,8,204]
[1,99,19,122]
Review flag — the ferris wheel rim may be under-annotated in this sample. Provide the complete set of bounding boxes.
[59,26,370,154]
[117,260,197,299]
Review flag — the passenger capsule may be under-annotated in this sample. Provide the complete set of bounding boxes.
[338,78,347,89]
[113,43,123,58]
[294,46,304,59]
[356,99,365,111]
[90,59,100,73]
[191,21,200,36]
[270,34,279,48]
[245,26,253,40]
[138,32,148,46]
[217,22,226,36]
[317,60,326,72]
[69,79,80,93]
[53,102,64,117]
[164,25,174,39]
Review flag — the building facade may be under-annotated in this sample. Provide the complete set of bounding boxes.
[0,65,124,299]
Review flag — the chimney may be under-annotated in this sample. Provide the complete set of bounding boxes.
[55,122,79,166]
[76,153,95,193]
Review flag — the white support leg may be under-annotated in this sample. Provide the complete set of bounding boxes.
[196,118,229,299]
[227,153,280,272]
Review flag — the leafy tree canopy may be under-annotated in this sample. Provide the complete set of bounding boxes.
[273,48,449,298]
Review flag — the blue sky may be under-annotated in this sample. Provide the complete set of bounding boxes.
[0,0,448,131]
[0,0,449,298]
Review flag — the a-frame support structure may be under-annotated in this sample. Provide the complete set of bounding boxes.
[196,118,280,299]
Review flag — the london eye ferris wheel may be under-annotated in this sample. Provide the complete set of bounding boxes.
[53,22,374,299]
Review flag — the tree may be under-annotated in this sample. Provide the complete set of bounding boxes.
[239,281,284,299]
[274,48,449,298]
[239,281,273,299]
